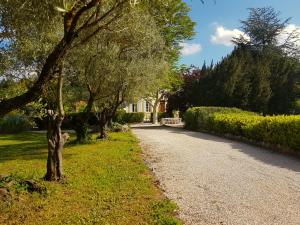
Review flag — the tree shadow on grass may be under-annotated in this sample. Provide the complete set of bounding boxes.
[0,132,74,163]
[133,125,300,173]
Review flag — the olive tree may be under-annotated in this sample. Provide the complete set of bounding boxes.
[0,0,133,116]
[67,8,167,141]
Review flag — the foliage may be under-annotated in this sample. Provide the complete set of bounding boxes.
[158,112,170,121]
[234,7,300,56]
[114,110,127,124]
[109,122,129,133]
[151,200,183,225]
[0,79,29,101]
[168,7,300,115]
[185,107,300,152]
[0,114,33,133]
[184,107,253,130]
[147,112,170,123]
[0,132,181,224]
[0,0,136,116]
[144,0,196,64]
[295,99,300,114]
[0,174,47,195]
[114,110,145,124]
[140,0,195,124]
[117,112,145,124]
[169,46,300,115]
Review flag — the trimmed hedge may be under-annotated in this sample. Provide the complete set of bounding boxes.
[114,110,127,124]
[149,112,170,123]
[122,112,145,124]
[114,110,145,124]
[185,107,300,152]
[184,107,255,130]
[158,112,169,121]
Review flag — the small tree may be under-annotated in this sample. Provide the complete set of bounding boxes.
[67,8,167,140]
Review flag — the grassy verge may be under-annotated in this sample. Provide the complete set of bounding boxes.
[0,132,181,225]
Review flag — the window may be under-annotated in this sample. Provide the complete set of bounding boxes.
[145,101,151,112]
[132,104,137,112]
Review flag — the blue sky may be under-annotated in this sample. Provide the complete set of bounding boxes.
[179,0,300,67]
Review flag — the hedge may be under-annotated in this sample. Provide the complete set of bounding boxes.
[149,112,170,123]
[184,107,300,153]
[34,111,145,130]
[34,112,99,130]
[114,110,145,124]
[0,114,33,133]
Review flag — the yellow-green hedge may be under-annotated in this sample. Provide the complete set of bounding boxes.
[185,107,300,152]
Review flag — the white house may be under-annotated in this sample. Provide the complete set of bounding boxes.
[124,98,167,121]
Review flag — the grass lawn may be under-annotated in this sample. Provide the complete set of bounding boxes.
[0,132,181,225]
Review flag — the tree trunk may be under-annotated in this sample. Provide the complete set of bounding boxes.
[45,111,68,181]
[44,67,68,181]
[99,124,108,139]
[152,101,159,124]
[152,91,164,124]
[98,110,108,139]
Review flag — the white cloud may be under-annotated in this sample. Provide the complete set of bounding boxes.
[179,43,202,56]
[277,24,300,46]
[210,26,249,46]
[211,24,300,48]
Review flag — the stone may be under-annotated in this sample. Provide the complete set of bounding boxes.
[0,188,11,201]
[22,180,47,194]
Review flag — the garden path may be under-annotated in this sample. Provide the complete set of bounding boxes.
[133,126,300,225]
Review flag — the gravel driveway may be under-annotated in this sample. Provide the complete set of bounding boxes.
[132,126,300,225]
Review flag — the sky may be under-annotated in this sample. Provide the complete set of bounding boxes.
[179,0,300,67]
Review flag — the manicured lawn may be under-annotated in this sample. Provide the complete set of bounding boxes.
[0,132,181,225]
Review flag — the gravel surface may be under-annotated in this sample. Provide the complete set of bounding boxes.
[132,126,300,225]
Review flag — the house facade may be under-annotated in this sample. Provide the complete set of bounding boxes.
[124,98,167,121]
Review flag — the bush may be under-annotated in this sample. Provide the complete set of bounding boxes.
[34,112,99,130]
[35,111,144,130]
[184,107,254,130]
[158,112,169,121]
[184,107,300,152]
[123,112,144,124]
[114,109,127,124]
[295,99,300,114]
[0,114,33,133]
[150,112,170,123]
[109,122,130,132]
[114,111,144,124]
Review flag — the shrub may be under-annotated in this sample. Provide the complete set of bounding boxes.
[158,112,169,121]
[64,112,99,129]
[34,117,47,130]
[114,109,127,124]
[109,122,129,132]
[34,112,99,130]
[0,114,33,133]
[295,99,300,114]
[184,107,253,130]
[113,111,144,124]
[184,107,300,152]
[150,112,170,123]
[122,112,145,124]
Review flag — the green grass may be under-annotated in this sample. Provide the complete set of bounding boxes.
[0,132,182,225]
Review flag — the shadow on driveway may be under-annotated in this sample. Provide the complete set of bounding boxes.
[133,125,300,173]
